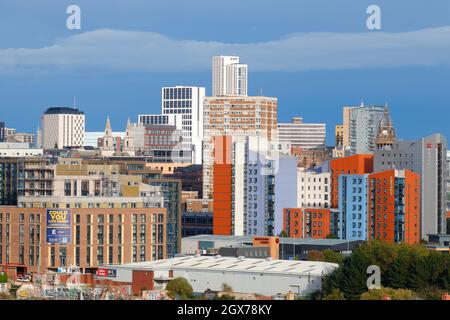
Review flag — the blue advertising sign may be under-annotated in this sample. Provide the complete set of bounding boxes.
[46,209,71,244]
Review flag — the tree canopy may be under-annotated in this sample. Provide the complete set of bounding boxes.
[323,241,450,300]
[166,277,193,300]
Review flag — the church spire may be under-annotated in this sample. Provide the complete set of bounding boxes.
[105,116,112,133]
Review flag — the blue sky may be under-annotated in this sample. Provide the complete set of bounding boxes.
[1,0,450,145]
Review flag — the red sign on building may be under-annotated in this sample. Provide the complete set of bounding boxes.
[97,268,107,277]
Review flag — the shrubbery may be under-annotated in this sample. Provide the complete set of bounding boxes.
[322,241,450,300]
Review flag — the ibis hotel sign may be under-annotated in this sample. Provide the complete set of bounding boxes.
[46,209,72,244]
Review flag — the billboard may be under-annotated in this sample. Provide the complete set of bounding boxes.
[97,268,117,278]
[46,209,71,244]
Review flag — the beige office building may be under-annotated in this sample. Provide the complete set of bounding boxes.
[202,96,278,198]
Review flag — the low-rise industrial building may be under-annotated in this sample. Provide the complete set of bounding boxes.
[97,255,338,297]
[181,235,363,260]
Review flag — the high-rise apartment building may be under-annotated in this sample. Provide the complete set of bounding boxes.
[367,169,421,244]
[203,96,277,198]
[374,134,448,237]
[297,169,331,208]
[277,117,326,149]
[338,174,369,241]
[212,56,248,96]
[330,154,374,209]
[41,107,85,150]
[161,86,205,165]
[343,103,385,154]
[212,135,296,237]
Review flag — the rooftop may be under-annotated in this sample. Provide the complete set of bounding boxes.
[102,255,338,276]
[44,107,84,115]
[183,234,359,246]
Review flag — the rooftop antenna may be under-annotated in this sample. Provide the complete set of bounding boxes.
[73,96,77,109]
[260,88,263,96]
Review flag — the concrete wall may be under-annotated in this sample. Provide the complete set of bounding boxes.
[173,269,323,296]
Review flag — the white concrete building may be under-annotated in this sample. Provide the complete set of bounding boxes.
[297,169,331,208]
[0,142,43,157]
[277,117,326,149]
[41,107,85,150]
[212,56,248,96]
[226,63,248,96]
[98,255,338,297]
[161,86,205,165]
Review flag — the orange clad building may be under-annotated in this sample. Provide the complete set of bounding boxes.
[330,154,374,208]
[367,169,420,244]
[283,208,331,239]
[212,136,233,235]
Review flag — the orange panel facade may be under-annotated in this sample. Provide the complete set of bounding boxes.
[330,154,374,208]
[213,136,233,235]
[367,169,420,244]
[283,208,331,239]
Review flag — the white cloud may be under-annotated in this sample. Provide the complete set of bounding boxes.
[1,26,450,74]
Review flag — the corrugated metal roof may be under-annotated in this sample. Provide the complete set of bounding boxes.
[101,256,338,277]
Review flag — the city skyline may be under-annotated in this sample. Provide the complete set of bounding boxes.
[1,1,450,145]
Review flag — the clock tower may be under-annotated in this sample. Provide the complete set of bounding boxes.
[375,106,397,150]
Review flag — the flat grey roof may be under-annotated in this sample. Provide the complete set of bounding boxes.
[182,235,357,246]
[101,255,338,277]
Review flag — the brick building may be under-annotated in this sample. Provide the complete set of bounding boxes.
[0,206,166,278]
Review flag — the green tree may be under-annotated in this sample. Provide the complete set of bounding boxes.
[323,249,344,265]
[440,265,450,290]
[306,250,325,261]
[166,277,193,300]
[323,241,450,300]
[0,273,7,283]
[221,283,233,293]
[360,287,416,300]
[322,289,346,300]
[326,233,337,239]
[278,230,288,238]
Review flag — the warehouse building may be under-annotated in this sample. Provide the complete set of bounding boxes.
[181,235,363,260]
[97,255,338,297]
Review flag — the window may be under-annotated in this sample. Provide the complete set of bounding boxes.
[109,246,113,264]
[86,247,91,265]
[97,225,104,245]
[81,181,89,196]
[60,247,67,266]
[97,247,104,265]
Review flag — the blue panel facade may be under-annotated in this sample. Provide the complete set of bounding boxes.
[338,174,368,240]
